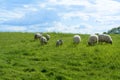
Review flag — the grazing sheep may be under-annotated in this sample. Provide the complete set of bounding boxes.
[45,34,50,41]
[88,35,98,46]
[40,36,47,45]
[56,39,63,47]
[73,35,81,44]
[98,34,105,43]
[34,33,42,40]
[98,34,112,44]
[104,35,112,44]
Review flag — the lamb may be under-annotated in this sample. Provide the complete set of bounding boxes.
[56,39,63,47]
[73,35,81,44]
[88,35,98,45]
[98,34,112,44]
[34,33,42,40]
[40,36,47,45]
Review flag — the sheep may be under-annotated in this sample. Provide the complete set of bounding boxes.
[73,35,81,44]
[34,33,42,40]
[40,36,47,45]
[98,34,112,44]
[88,35,98,46]
[104,35,112,44]
[45,34,50,41]
[98,34,105,43]
[56,39,63,47]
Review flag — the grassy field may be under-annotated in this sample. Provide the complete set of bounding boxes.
[0,32,120,80]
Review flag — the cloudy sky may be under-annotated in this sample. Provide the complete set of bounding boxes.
[0,0,120,34]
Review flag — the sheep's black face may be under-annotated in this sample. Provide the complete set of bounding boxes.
[109,41,112,44]
[88,42,91,45]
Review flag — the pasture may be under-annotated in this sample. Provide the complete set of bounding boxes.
[0,32,120,80]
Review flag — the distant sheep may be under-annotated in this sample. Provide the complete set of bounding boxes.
[73,35,81,44]
[88,35,98,45]
[98,34,112,44]
[45,34,50,41]
[34,33,42,40]
[40,36,47,45]
[56,39,63,47]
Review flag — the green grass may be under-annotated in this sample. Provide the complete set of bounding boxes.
[0,32,120,80]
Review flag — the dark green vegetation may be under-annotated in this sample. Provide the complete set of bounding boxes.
[106,26,120,34]
[0,32,120,80]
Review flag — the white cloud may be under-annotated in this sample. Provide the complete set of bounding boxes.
[59,11,90,21]
[0,3,44,23]
[0,0,120,33]
[57,0,120,33]
[0,9,24,22]
[48,0,92,6]
[7,27,26,31]
[39,3,46,8]
[46,22,96,34]
[23,5,38,11]
[94,15,120,25]
[93,0,120,14]
[59,0,120,20]
[46,21,120,34]
[0,25,27,31]
[85,0,120,21]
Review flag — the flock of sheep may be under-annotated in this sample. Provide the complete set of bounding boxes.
[34,33,113,46]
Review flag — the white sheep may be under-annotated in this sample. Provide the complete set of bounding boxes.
[34,33,42,40]
[88,35,98,45]
[98,34,112,44]
[45,34,50,41]
[73,35,81,44]
[98,34,105,43]
[40,36,47,45]
[104,35,112,44]
[56,39,63,47]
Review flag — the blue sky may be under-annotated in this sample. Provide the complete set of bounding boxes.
[0,0,120,34]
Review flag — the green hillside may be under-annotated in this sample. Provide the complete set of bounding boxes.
[0,32,120,80]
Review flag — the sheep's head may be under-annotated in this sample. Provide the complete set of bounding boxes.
[88,42,92,45]
[109,41,112,44]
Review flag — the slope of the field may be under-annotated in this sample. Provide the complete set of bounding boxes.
[0,32,120,80]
